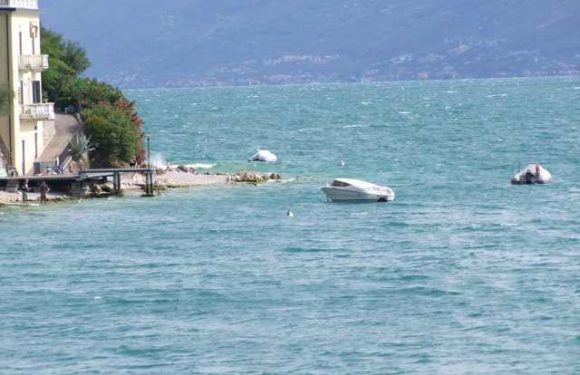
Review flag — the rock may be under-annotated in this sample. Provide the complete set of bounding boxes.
[177,164,188,173]
[91,184,103,194]
[231,171,278,184]
[101,183,114,193]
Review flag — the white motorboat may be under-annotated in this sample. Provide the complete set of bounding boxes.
[249,149,278,162]
[321,178,395,202]
[511,163,552,184]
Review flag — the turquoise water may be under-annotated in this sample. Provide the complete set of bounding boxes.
[1,78,580,374]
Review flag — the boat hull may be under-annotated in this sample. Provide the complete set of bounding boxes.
[321,187,395,202]
[250,150,278,162]
[511,165,552,185]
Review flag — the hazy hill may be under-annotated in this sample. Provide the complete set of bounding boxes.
[42,0,580,88]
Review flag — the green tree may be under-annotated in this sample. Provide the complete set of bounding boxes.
[84,104,140,167]
[65,78,123,111]
[41,27,90,106]
[63,40,90,74]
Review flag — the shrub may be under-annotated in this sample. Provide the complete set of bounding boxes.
[68,133,94,166]
[84,105,140,167]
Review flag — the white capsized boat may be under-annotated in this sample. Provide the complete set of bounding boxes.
[249,149,278,162]
[321,178,395,202]
[511,163,552,184]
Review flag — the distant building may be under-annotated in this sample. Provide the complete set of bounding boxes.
[0,0,54,176]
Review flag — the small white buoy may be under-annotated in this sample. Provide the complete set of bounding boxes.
[339,160,345,167]
[286,209,294,217]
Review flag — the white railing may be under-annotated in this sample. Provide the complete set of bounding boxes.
[19,55,49,71]
[0,0,38,9]
[20,103,55,120]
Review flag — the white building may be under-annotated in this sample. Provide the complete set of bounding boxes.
[0,0,54,176]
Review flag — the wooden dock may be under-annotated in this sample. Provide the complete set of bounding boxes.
[0,168,156,197]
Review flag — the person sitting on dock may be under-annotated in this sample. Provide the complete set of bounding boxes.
[19,179,32,193]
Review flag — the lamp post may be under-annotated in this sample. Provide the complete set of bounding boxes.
[143,133,154,196]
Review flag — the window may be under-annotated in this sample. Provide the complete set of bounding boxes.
[30,24,39,55]
[19,81,24,104]
[32,81,41,104]
[21,140,25,175]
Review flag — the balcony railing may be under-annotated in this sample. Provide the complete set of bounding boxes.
[20,103,55,121]
[0,0,38,10]
[19,55,49,71]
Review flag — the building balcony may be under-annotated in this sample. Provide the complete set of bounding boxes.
[0,0,38,10]
[20,103,55,121]
[19,55,49,71]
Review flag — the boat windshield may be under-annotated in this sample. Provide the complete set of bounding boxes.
[331,180,351,187]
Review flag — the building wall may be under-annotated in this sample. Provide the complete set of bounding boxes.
[10,10,43,174]
[0,9,44,174]
[0,12,12,164]
[1,4,53,176]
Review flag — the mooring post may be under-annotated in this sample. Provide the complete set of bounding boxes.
[115,172,122,194]
[143,170,154,197]
[145,172,149,195]
[147,172,151,195]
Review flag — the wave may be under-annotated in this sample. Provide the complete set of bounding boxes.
[165,163,217,170]
[151,153,217,170]
[187,163,216,170]
[343,124,371,129]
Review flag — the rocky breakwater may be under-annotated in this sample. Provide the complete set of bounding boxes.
[230,171,282,184]
[0,191,70,206]
[121,166,283,191]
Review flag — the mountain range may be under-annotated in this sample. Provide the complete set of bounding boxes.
[41,0,580,88]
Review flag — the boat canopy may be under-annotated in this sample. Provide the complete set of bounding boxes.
[331,178,381,189]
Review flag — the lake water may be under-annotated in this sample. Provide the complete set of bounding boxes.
[1,77,579,374]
